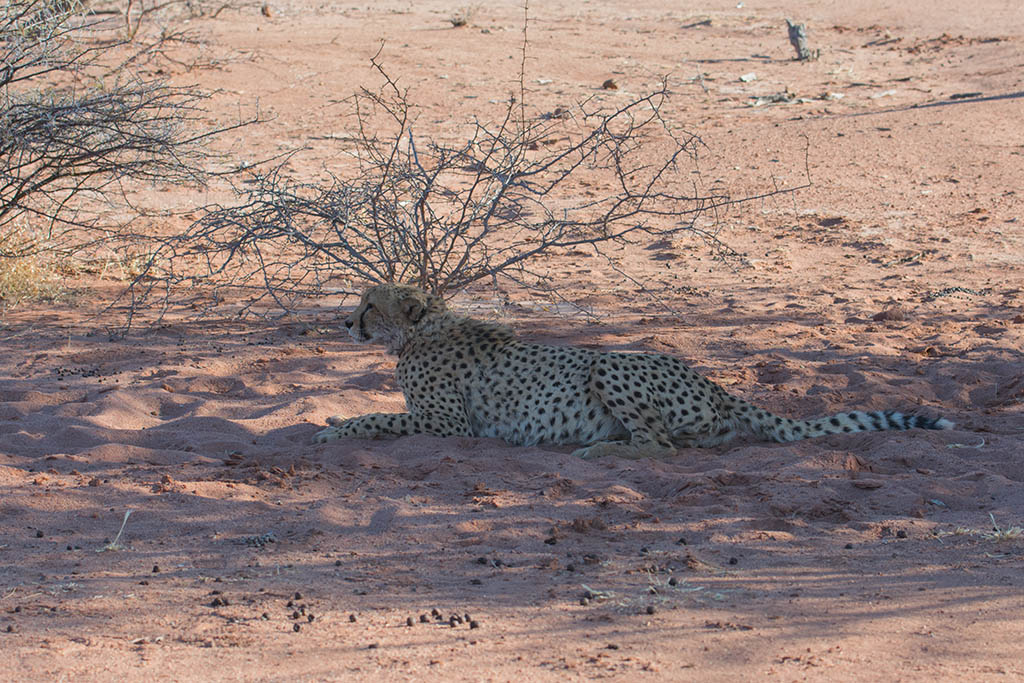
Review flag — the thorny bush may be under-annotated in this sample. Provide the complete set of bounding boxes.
[125,54,798,325]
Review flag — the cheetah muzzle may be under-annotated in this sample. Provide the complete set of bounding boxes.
[313,284,953,459]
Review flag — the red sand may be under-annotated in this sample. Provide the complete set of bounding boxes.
[1,1,1022,679]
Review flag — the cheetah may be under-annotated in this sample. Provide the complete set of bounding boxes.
[313,284,953,459]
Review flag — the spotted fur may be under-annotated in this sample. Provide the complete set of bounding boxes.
[313,284,953,459]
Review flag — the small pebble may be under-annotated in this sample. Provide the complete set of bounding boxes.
[640,546,650,555]
[646,605,656,615]
[35,530,43,538]
[469,620,480,629]
[668,577,678,586]
[419,614,429,623]
[406,617,415,627]
[286,600,293,607]
[293,623,301,632]
[334,560,342,566]
[349,614,357,623]
[262,612,270,620]
[294,591,302,600]
[676,537,688,545]
[152,565,160,573]
[580,597,590,606]
[566,563,576,572]
[844,543,854,550]
[307,614,315,623]
[6,625,15,633]
[728,557,738,565]
[292,611,300,620]
[896,529,908,539]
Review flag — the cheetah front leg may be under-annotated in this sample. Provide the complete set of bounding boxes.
[313,411,470,443]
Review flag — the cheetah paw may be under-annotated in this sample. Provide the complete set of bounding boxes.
[313,426,342,443]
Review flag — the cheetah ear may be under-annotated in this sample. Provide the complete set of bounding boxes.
[402,294,428,323]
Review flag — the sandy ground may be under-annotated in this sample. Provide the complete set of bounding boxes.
[2,0,1023,680]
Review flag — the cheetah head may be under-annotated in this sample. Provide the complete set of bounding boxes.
[345,284,447,353]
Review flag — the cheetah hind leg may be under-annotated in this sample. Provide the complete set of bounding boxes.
[574,364,678,459]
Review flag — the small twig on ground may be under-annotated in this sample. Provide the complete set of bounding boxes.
[947,438,986,450]
[98,510,133,552]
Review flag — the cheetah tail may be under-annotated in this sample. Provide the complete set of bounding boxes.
[762,409,954,443]
[721,395,954,442]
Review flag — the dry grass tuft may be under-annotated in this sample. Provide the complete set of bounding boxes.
[0,227,65,311]
[448,5,477,27]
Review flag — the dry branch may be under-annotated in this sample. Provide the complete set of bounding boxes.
[119,52,806,328]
